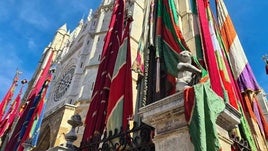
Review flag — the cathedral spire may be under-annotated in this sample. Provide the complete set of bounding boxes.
[58,23,67,32]
[87,9,93,21]
[50,23,69,51]
[79,18,83,26]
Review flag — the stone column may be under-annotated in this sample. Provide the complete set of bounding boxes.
[139,92,194,151]
[139,92,241,151]
[216,103,241,150]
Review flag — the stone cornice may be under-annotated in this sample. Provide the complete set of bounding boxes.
[139,92,184,119]
[45,103,76,120]
[139,91,241,133]
[139,92,186,135]
[216,103,241,131]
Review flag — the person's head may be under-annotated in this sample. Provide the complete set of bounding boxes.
[179,50,192,63]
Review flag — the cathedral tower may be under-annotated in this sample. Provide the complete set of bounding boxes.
[22,24,69,103]
[30,0,219,150]
[33,0,145,149]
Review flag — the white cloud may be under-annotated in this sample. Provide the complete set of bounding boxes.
[0,0,101,99]
[18,1,50,30]
[28,38,37,50]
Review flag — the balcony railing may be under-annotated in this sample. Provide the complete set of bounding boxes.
[230,134,251,151]
[80,122,155,151]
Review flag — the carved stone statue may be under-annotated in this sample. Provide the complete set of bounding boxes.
[176,51,201,92]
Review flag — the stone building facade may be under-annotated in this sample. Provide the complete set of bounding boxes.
[20,0,268,151]
[33,0,144,150]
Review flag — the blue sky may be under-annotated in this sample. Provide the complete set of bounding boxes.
[0,0,101,98]
[0,0,268,99]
